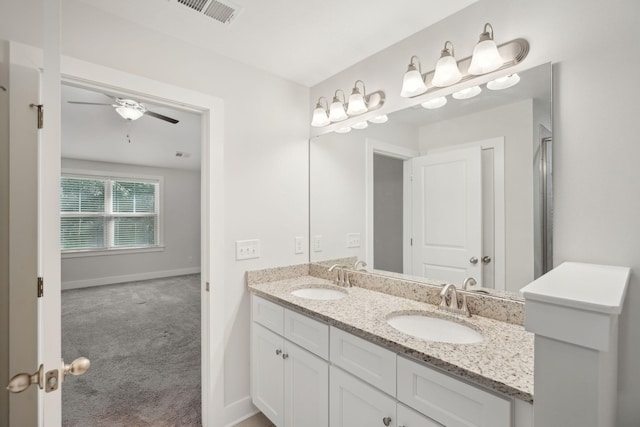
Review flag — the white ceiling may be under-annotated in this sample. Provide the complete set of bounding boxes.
[62,84,202,170]
[75,0,477,87]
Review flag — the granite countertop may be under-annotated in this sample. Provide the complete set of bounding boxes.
[249,275,534,402]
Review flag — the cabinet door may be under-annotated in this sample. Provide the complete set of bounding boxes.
[284,341,329,427]
[252,324,284,426]
[397,403,443,427]
[330,366,396,427]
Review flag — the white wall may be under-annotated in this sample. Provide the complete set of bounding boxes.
[60,158,201,290]
[0,0,310,423]
[312,0,640,423]
[419,99,534,292]
[310,120,418,263]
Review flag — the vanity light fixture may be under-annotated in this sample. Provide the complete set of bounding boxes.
[329,90,349,122]
[431,41,462,87]
[311,97,331,127]
[346,80,368,116]
[401,56,428,98]
[335,127,352,134]
[352,121,369,130]
[452,85,482,100]
[421,96,447,109]
[311,83,386,128]
[369,115,388,124]
[399,23,528,99]
[487,73,521,90]
[468,23,504,75]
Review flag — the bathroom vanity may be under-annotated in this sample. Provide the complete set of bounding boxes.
[248,269,534,427]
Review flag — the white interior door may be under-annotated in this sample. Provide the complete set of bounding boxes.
[411,146,482,285]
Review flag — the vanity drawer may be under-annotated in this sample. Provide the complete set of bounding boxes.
[284,309,329,359]
[252,295,284,335]
[397,356,512,427]
[330,326,396,396]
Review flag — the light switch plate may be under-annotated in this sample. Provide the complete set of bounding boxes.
[294,236,305,254]
[346,233,361,248]
[312,235,323,252]
[236,239,260,260]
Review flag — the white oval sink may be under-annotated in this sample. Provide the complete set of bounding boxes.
[291,287,347,300]
[387,314,483,344]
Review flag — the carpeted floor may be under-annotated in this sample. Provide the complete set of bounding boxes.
[62,274,201,426]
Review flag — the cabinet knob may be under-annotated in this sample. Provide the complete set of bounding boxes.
[469,257,478,264]
[282,353,289,360]
[275,349,282,356]
[482,255,492,264]
[382,416,392,426]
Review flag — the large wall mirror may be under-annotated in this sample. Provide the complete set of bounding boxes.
[310,63,552,295]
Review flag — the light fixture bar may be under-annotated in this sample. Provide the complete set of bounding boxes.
[403,38,529,99]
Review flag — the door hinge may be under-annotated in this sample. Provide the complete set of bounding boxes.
[205,282,210,292]
[30,103,43,129]
[37,277,44,298]
[410,238,413,246]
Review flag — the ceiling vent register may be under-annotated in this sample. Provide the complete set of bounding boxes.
[176,0,242,25]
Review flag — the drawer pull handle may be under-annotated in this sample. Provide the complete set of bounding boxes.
[275,349,282,356]
[382,416,392,426]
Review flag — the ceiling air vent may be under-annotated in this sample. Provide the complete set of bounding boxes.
[175,0,242,25]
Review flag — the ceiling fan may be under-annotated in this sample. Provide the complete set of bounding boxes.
[68,97,180,124]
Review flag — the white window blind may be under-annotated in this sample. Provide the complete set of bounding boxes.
[60,173,160,252]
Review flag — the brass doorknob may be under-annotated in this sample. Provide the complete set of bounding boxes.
[6,365,44,393]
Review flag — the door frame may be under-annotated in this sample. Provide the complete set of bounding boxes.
[60,56,226,426]
[426,137,505,290]
[365,138,419,272]
[8,42,225,426]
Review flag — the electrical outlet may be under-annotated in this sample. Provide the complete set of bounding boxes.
[346,233,361,248]
[236,239,260,260]
[312,235,323,252]
[294,236,305,254]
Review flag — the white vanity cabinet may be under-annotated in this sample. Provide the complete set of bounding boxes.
[330,365,397,427]
[251,295,329,427]
[251,294,531,427]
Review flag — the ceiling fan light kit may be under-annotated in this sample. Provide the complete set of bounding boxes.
[68,96,180,124]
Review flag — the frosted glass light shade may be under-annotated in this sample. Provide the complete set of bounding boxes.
[369,115,388,124]
[347,92,367,116]
[335,127,351,134]
[401,68,427,98]
[432,55,462,87]
[487,73,520,90]
[468,39,504,75]
[421,96,447,109]
[115,106,144,120]
[329,100,348,122]
[352,121,368,130]
[311,106,330,127]
[452,85,482,100]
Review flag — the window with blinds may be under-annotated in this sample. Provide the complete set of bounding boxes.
[60,173,160,252]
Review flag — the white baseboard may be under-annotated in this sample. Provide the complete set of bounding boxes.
[62,267,201,290]
[224,395,258,427]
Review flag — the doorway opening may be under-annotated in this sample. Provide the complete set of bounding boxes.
[60,82,203,425]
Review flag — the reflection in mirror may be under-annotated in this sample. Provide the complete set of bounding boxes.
[310,63,552,295]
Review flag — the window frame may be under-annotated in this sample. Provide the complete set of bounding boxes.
[61,168,164,258]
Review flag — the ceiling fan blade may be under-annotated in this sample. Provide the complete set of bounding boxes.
[144,110,179,124]
[67,101,113,106]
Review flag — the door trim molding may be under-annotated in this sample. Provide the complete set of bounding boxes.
[60,55,225,426]
[365,139,419,271]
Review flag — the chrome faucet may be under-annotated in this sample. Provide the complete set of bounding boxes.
[439,283,471,317]
[328,264,350,287]
[463,277,477,290]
